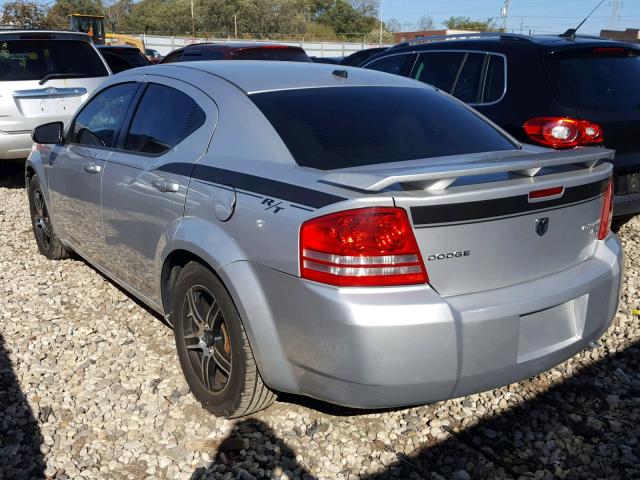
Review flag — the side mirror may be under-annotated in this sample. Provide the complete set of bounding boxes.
[32,122,64,144]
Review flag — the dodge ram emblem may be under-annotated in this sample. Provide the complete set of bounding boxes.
[536,217,549,236]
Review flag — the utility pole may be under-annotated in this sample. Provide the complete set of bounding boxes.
[190,0,195,38]
[234,13,238,38]
[501,0,510,32]
[609,1,623,30]
[379,0,383,45]
[519,18,524,34]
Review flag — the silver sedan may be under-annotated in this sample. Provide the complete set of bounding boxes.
[26,61,622,418]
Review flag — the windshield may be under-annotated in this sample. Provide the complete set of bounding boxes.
[545,49,640,111]
[0,40,108,82]
[232,47,311,62]
[251,86,516,170]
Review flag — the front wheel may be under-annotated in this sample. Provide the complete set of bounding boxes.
[172,262,275,418]
[28,174,69,260]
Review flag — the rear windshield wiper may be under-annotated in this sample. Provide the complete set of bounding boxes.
[39,73,91,85]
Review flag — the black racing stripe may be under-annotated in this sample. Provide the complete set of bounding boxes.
[410,179,608,226]
[159,163,346,209]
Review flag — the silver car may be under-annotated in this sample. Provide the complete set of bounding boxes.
[0,31,110,160]
[25,61,623,418]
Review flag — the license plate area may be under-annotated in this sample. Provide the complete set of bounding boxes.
[517,295,587,363]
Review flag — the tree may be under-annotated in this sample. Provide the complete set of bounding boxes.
[103,0,133,32]
[445,16,500,32]
[416,14,434,31]
[385,17,401,33]
[1,0,48,28]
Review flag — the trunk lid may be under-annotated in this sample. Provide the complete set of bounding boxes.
[323,148,613,296]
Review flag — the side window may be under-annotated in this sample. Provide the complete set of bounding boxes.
[162,51,182,63]
[482,54,506,103]
[124,83,206,155]
[365,55,410,76]
[182,49,223,61]
[412,52,466,92]
[71,82,138,148]
[452,53,485,103]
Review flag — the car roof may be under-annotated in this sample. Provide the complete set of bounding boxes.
[97,45,140,50]
[0,30,91,41]
[149,60,426,94]
[386,32,639,54]
[176,42,305,51]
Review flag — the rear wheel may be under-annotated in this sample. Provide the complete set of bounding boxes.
[172,262,275,418]
[28,174,69,260]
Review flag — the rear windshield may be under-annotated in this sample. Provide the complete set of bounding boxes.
[109,49,148,67]
[0,40,108,81]
[232,47,310,62]
[251,86,516,169]
[545,49,640,111]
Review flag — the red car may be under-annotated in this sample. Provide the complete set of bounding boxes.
[160,42,311,63]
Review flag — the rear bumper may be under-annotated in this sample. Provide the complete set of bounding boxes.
[219,234,623,409]
[0,131,33,160]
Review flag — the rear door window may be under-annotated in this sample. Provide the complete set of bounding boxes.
[251,86,516,170]
[0,40,108,81]
[412,52,466,92]
[161,51,183,63]
[124,83,206,155]
[71,82,138,148]
[452,53,485,103]
[365,54,413,76]
[544,49,640,111]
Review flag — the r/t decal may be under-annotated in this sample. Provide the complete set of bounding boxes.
[262,198,285,213]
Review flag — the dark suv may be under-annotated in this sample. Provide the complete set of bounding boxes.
[362,33,640,223]
[160,42,311,64]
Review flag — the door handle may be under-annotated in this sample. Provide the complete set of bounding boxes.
[151,178,179,193]
[83,161,102,174]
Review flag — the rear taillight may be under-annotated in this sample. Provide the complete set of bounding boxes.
[598,178,613,240]
[300,207,427,287]
[523,117,603,149]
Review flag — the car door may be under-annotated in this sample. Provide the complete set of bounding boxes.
[100,76,216,303]
[48,81,140,263]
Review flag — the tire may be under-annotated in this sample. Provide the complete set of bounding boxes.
[28,174,69,260]
[172,261,275,418]
[612,214,635,233]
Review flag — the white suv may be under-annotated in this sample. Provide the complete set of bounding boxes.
[0,31,110,160]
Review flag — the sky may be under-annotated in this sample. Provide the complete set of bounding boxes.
[382,0,640,36]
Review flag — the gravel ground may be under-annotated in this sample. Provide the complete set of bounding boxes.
[1,163,639,480]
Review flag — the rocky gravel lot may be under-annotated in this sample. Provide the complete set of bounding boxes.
[1,163,640,480]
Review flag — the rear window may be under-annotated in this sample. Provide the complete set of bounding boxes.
[232,47,310,62]
[545,49,640,111]
[0,40,108,81]
[251,86,516,170]
[110,49,149,67]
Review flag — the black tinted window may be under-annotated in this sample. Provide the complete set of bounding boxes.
[0,40,108,81]
[71,83,138,148]
[124,83,205,155]
[483,54,506,103]
[181,49,224,61]
[412,52,466,92]
[161,51,182,63]
[101,50,148,73]
[251,86,515,170]
[365,55,409,75]
[545,50,640,111]
[231,48,310,62]
[452,53,484,103]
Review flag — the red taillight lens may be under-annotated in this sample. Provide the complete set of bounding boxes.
[300,207,428,287]
[523,117,603,149]
[598,178,613,240]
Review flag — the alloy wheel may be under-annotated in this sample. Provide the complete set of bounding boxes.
[182,285,232,393]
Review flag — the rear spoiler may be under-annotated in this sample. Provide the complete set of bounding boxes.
[320,148,614,192]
